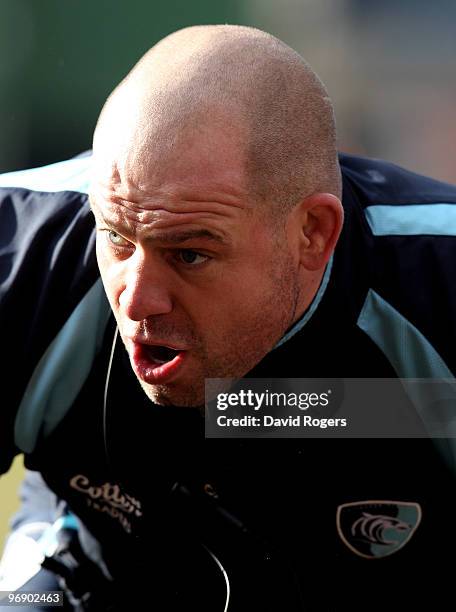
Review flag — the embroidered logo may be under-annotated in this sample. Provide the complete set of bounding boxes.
[336,500,422,559]
[69,474,142,534]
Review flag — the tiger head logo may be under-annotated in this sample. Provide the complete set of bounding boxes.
[336,500,422,559]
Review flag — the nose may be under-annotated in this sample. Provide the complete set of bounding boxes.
[118,253,173,321]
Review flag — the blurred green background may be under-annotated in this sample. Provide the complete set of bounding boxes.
[1,0,456,180]
[1,0,456,553]
[0,0,242,172]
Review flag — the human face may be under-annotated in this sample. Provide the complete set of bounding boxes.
[90,123,301,407]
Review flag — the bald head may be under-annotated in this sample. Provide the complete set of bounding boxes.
[93,25,341,212]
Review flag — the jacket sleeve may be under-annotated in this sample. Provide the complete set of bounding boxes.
[0,184,98,474]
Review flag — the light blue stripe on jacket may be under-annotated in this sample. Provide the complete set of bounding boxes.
[365,203,456,236]
[0,156,91,194]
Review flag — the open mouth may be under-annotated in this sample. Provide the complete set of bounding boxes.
[143,345,181,365]
[131,341,187,384]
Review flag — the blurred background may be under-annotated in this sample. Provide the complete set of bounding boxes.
[1,0,455,548]
[1,0,455,181]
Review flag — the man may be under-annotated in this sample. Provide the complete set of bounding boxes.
[0,24,455,610]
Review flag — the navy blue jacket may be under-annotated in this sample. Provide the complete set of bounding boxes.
[1,153,456,610]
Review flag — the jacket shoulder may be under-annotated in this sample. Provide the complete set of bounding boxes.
[339,152,456,207]
[0,155,101,474]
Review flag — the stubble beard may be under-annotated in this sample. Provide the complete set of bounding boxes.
[137,252,301,409]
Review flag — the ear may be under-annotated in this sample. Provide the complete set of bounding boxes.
[288,193,344,271]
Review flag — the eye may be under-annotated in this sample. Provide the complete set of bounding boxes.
[107,230,130,247]
[177,249,209,265]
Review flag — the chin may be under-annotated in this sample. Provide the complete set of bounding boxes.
[139,380,205,408]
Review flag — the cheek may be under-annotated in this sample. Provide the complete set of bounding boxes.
[95,240,122,309]
[95,236,107,271]
[208,252,296,332]
[199,272,274,335]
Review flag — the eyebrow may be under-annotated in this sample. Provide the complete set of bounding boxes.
[147,228,229,246]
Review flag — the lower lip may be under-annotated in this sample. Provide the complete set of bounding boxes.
[131,343,187,384]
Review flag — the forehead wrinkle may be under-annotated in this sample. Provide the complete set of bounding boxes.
[107,192,247,214]
[96,190,249,228]
[93,196,236,244]
[94,170,249,210]
[99,205,139,240]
